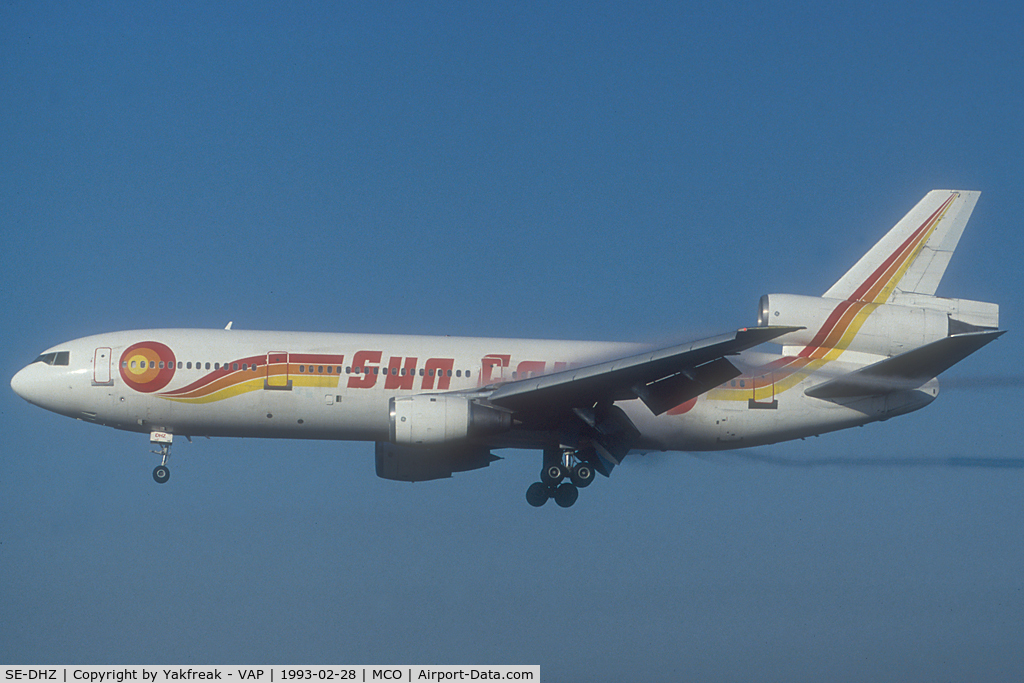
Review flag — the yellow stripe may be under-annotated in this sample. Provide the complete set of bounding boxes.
[160,377,266,404]
[708,359,828,401]
[869,192,957,303]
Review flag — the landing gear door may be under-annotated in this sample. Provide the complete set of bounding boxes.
[93,347,113,386]
[265,351,292,390]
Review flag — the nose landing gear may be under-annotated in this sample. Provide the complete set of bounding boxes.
[149,431,173,484]
[153,462,170,483]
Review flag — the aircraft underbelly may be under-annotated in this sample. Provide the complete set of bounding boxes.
[113,384,391,441]
[629,384,935,452]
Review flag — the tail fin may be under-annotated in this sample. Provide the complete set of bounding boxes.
[824,190,980,303]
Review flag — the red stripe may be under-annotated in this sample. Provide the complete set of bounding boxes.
[848,193,954,302]
[799,300,854,357]
[163,354,266,395]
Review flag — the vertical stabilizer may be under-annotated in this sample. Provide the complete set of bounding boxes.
[824,190,980,303]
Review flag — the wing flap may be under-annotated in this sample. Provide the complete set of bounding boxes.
[805,330,1005,399]
[631,356,740,416]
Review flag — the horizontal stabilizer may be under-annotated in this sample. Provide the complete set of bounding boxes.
[805,330,1005,399]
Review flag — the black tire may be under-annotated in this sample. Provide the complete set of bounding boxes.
[570,464,594,488]
[541,464,565,485]
[525,482,549,507]
[153,465,170,484]
[553,482,579,508]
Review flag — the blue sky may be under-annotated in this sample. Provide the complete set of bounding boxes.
[2,2,1023,680]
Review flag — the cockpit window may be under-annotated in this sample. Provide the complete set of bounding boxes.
[32,351,70,366]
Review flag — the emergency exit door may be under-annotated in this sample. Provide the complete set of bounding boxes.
[93,347,112,385]
[265,351,291,390]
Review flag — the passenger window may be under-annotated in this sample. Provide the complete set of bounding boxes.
[205,363,211,370]
[177,361,183,369]
[187,362,192,369]
[233,363,239,371]
[456,370,462,377]
[318,366,324,373]
[447,369,453,377]
[326,366,333,374]
[466,370,471,378]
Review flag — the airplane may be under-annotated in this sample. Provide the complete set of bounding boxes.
[10,190,1004,507]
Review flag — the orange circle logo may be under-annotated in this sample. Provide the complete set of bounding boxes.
[120,342,176,392]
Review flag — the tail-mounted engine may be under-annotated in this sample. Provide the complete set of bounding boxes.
[758,293,999,357]
[389,395,512,445]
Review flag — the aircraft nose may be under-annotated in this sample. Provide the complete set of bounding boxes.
[11,365,29,400]
[11,364,42,405]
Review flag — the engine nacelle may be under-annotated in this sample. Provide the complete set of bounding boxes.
[375,441,499,482]
[758,293,950,357]
[389,395,512,445]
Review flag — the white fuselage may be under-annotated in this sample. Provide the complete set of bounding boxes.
[11,328,938,453]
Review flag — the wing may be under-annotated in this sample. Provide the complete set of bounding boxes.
[487,326,799,416]
[477,326,797,471]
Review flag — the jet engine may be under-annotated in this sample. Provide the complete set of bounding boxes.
[375,441,500,482]
[388,395,512,445]
[758,293,998,357]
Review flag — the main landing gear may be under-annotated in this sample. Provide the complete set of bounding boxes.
[525,448,596,508]
[150,431,173,484]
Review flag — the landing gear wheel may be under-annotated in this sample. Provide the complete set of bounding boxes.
[153,465,170,484]
[541,464,565,486]
[526,482,550,507]
[553,482,579,508]
[570,463,594,488]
